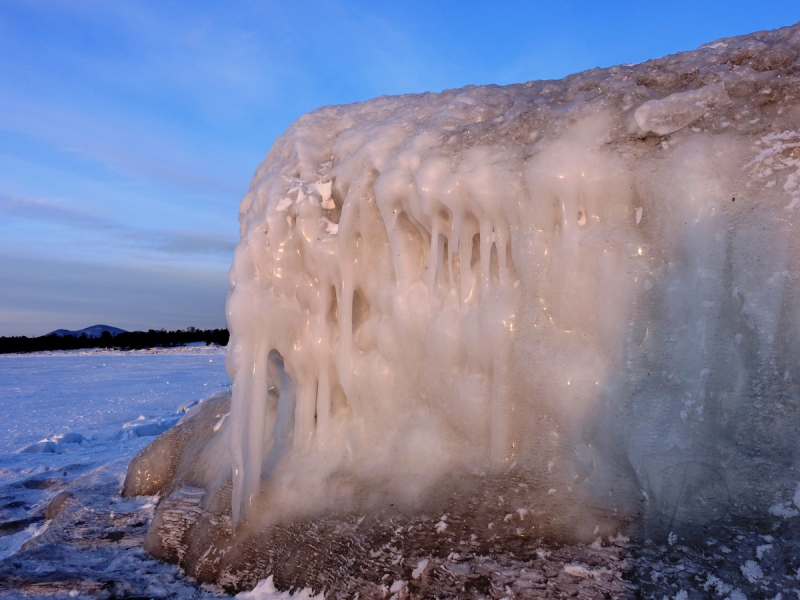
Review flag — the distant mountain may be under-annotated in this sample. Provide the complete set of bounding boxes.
[47,325,127,339]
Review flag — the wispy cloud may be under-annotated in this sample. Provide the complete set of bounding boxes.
[0,95,244,196]
[0,193,117,230]
[0,193,236,259]
[127,230,237,258]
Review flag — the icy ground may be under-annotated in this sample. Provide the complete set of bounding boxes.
[0,346,230,456]
[0,348,233,598]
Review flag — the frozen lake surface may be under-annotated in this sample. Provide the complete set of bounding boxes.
[0,348,232,597]
[0,347,230,456]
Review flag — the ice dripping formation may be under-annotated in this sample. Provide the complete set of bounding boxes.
[222,24,800,529]
[126,25,800,568]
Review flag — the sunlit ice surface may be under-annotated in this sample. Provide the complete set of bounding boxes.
[221,40,800,536]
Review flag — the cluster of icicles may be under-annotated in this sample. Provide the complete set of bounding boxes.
[223,78,800,527]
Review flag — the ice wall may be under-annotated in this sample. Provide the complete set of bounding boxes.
[224,24,800,531]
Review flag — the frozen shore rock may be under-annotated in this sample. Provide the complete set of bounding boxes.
[125,22,800,595]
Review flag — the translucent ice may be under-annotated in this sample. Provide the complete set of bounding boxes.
[218,23,800,530]
[634,83,728,135]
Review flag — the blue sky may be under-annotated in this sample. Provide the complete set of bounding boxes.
[0,0,797,336]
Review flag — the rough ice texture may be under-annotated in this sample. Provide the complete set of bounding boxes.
[127,22,800,594]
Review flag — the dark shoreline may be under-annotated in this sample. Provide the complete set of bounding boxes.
[0,328,229,355]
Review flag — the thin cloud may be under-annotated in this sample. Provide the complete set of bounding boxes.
[1,193,237,259]
[127,230,237,258]
[0,193,116,230]
[0,96,243,197]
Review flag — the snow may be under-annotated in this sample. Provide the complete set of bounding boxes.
[563,563,594,578]
[757,543,774,559]
[411,558,429,579]
[0,520,47,561]
[703,575,733,596]
[0,346,228,455]
[741,560,764,583]
[235,576,324,599]
[0,347,230,594]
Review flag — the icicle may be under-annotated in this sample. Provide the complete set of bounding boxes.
[480,221,492,291]
[450,213,462,299]
[316,367,331,447]
[230,343,270,524]
[460,224,473,305]
[337,276,354,399]
[427,224,440,294]
[294,377,316,453]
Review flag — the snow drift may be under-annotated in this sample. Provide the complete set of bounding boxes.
[126,22,800,591]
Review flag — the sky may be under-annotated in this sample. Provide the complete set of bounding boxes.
[0,1,797,336]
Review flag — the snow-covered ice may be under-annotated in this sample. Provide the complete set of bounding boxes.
[0,345,228,456]
[0,347,231,596]
[235,576,324,599]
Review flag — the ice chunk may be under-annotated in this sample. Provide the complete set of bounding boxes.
[118,415,181,439]
[314,181,335,210]
[755,543,773,559]
[17,432,87,454]
[635,83,726,135]
[276,197,293,212]
[412,558,429,579]
[389,580,406,594]
[319,217,338,235]
[235,576,324,599]
[740,560,763,583]
[563,564,593,578]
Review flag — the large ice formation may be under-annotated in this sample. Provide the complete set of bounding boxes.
[125,22,800,591]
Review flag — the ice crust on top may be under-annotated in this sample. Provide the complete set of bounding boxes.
[221,24,800,527]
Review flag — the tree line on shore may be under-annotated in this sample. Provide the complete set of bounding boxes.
[0,328,230,354]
